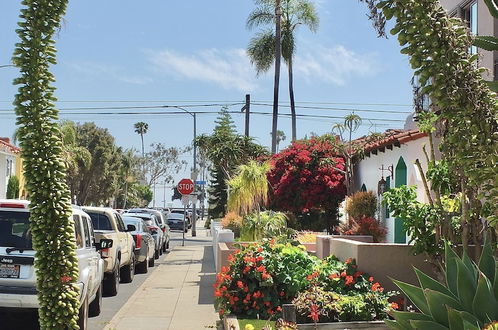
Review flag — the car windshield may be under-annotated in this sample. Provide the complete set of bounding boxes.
[168,214,184,220]
[88,212,112,230]
[0,211,32,249]
[123,218,141,231]
[126,214,153,226]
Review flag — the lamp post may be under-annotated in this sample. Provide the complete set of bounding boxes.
[174,106,198,237]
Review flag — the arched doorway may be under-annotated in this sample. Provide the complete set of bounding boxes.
[394,156,407,243]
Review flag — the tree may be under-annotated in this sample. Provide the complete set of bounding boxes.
[247,0,319,142]
[140,143,188,187]
[12,0,81,328]
[267,135,346,233]
[331,114,363,196]
[227,161,270,216]
[6,175,19,199]
[134,121,148,157]
[70,122,123,206]
[196,108,269,219]
[360,0,498,256]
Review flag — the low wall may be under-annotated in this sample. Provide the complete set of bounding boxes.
[316,235,373,259]
[329,238,435,292]
[212,222,234,272]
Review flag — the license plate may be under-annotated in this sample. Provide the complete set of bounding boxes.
[0,264,20,278]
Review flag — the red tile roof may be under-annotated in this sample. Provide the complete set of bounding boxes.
[354,129,427,155]
[0,137,20,154]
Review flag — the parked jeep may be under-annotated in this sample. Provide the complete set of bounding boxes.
[0,200,111,329]
[82,207,135,296]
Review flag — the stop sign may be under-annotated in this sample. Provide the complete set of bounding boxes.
[177,178,194,195]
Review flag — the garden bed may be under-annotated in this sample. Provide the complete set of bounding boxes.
[297,321,388,329]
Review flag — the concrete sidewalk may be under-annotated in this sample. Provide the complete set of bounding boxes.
[104,228,219,330]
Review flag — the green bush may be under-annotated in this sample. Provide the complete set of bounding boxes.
[6,175,20,199]
[346,191,377,220]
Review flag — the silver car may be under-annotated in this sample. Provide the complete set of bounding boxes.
[126,208,170,253]
[124,212,163,259]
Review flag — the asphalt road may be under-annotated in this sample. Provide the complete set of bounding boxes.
[0,227,211,330]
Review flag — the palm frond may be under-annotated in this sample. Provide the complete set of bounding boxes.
[246,7,275,30]
[247,30,276,75]
[296,1,319,32]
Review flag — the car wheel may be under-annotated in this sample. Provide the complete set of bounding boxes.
[77,296,89,330]
[154,248,160,259]
[148,255,155,267]
[104,261,120,297]
[184,228,188,233]
[136,256,148,274]
[120,253,135,283]
[89,282,102,317]
[166,240,170,250]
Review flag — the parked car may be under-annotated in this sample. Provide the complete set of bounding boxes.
[122,216,155,273]
[125,208,170,252]
[167,213,189,232]
[170,208,191,229]
[0,200,112,329]
[82,207,135,296]
[125,212,162,262]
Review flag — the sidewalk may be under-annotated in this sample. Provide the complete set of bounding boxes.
[104,225,219,330]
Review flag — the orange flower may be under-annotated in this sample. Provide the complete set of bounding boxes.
[308,304,320,322]
[237,281,244,289]
[371,282,383,292]
[256,265,266,273]
[214,290,222,297]
[227,254,235,262]
[257,247,263,252]
[345,275,355,286]
[329,273,340,279]
[243,266,251,274]
[277,306,282,312]
[345,258,353,264]
[391,302,399,310]
[262,272,271,280]
[369,276,374,282]
[340,271,347,277]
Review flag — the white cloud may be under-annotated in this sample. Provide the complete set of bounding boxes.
[145,48,259,92]
[67,62,153,85]
[294,45,378,86]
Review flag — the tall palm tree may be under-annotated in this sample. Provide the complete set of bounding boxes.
[134,122,149,156]
[247,0,319,142]
[270,129,287,152]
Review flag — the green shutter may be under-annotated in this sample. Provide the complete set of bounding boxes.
[385,176,391,218]
[394,157,407,243]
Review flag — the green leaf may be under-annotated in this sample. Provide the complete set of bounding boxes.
[462,250,478,283]
[483,0,498,19]
[392,279,430,315]
[494,263,498,301]
[445,242,460,296]
[456,258,477,313]
[472,273,498,322]
[485,81,498,93]
[409,320,449,330]
[384,319,406,330]
[473,35,498,51]
[415,267,454,298]
[461,320,481,330]
[478,236,496,283]
[458,310,483,329]
[392,311,432,329]
[425,289,463,327]
[447,307,464,330]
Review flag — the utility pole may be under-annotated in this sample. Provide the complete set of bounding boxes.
[192,112,198,237]
[242,94,251,137]
[271,0,282,154]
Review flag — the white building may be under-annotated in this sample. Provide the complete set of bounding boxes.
[0,137,20,199]
[352,129,431,243]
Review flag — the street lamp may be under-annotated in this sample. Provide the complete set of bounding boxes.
[173,106,198,237]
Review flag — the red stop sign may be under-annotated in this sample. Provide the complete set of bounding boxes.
[177,178,194,195]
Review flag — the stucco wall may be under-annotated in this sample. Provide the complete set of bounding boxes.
[0,152,16,199]
[353,136,430,243]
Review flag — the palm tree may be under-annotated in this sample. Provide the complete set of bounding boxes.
[247,0,319,142]
[227,161,270,216]
[134,122,149,156]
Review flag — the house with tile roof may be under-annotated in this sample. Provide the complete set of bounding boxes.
[352,127,436,243]
[0,137,21,199]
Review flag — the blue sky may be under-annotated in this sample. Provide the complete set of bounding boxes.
[0,0,414,205]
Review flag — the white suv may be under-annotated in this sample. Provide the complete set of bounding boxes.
[0,200,110,329]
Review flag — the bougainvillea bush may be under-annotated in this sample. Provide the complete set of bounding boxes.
[214,240,395,322]
[267,135,346,224]
[341,216,387,243]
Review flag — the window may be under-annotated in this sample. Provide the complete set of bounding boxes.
[463,1,478,54]
[0,211,31,249]
[115,213,126,232]
[73,215,84,249]
[5,159,13,178]
[82,217,92,248]
[89,212,112,230]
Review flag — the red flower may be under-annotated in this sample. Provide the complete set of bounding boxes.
[262,272,271,280]
[329,273,340,279]
[391,302,399,310]
[308,304,320,322]
[345,258,353,264]
[256,265,266,273]
[279,291,285,297]
[345,275,355,286]
[227,254,234,262]
[277,306,282,312]
[257,247,263,253]
[219,309,225,316]
[214,290,222,297]
[353,271,363,278]
[372,282,383,292]
[369,276,374,282]
[340,271,347,278]
[61,275,72,283]
[243,266,251,274]
[237,281,244,289]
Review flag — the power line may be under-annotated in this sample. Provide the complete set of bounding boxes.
[252,103,412,114]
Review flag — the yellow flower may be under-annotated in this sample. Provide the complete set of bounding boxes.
[245,324,255,330]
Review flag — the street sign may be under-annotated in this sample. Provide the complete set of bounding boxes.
[195,180,206,185]
[177,178,194,195]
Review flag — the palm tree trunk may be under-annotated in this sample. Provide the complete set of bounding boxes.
[140,133,145,157]
[288,58,297,141]
[271,0,282,154]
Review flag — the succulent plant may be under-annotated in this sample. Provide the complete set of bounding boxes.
[386,239,498,330]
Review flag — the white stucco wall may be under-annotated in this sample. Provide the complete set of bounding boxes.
[0,151,17,199]
[353,136,431,243]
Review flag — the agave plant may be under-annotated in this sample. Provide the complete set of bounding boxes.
[386,239,498,330]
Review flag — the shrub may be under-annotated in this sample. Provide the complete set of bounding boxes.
[296,231,318,244]
[341,216,387,242]
[346,191,377,220]
[221,212,243,237]
[6,175,20,199]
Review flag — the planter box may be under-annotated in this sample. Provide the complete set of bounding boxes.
[301,242,316,254]
[298,321,388,329]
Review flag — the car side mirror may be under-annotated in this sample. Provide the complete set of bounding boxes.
[95,239,113,250]
[126,224,136,232]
